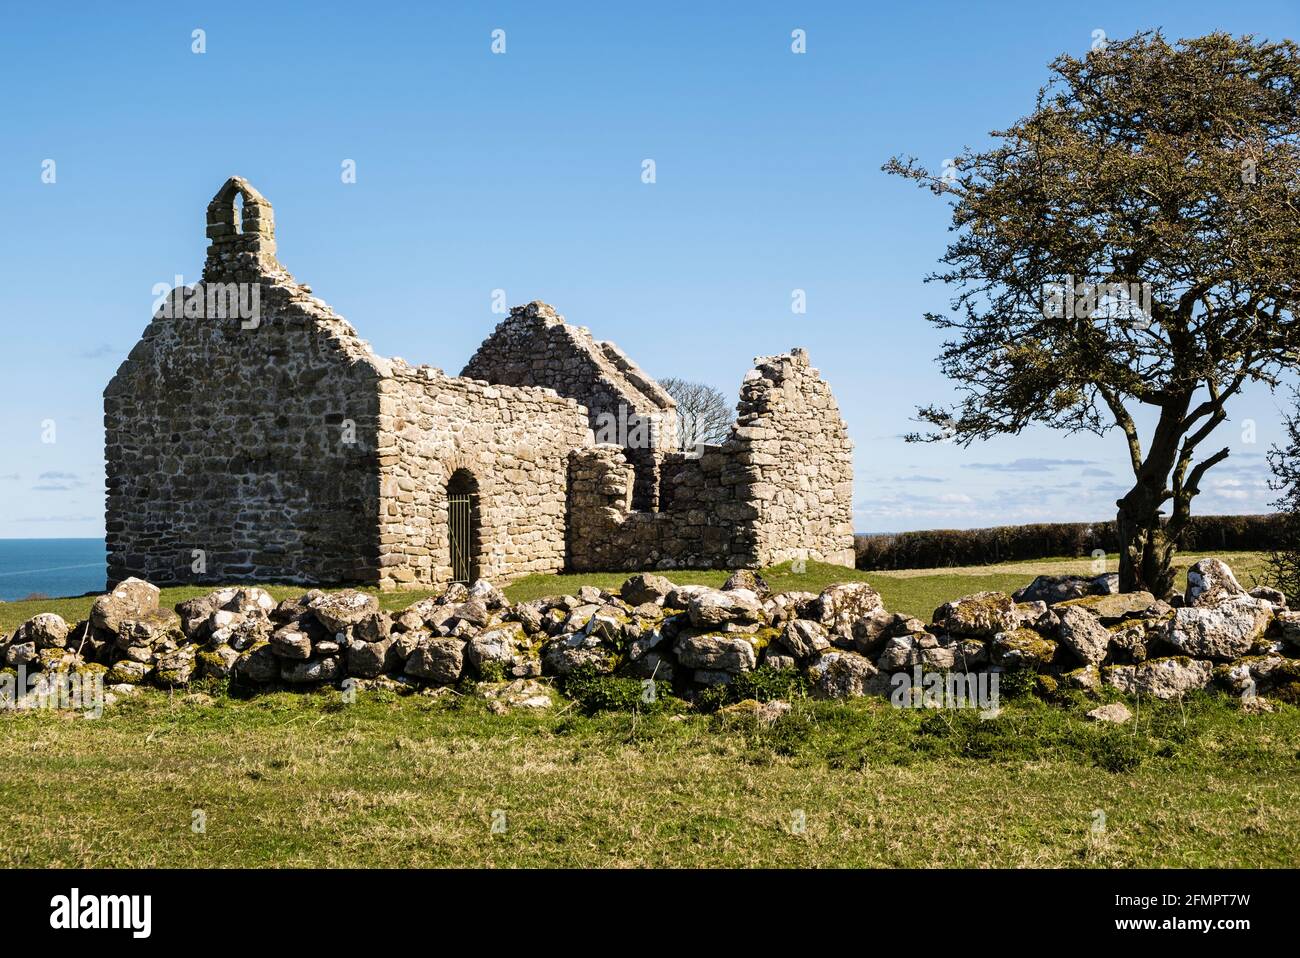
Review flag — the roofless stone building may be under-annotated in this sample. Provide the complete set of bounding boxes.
[104,177,854,590]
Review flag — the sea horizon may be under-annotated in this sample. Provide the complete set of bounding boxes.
[0,537,106,602]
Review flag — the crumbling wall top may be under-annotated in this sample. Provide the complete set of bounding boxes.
[463,300,677,419]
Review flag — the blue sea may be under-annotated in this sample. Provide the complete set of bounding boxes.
[0,539,107,602]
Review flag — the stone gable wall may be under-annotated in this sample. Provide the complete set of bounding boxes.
[462,301,679,510]
[105,278,385,588]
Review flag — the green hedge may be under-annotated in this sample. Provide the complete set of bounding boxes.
[854,514,1286,570]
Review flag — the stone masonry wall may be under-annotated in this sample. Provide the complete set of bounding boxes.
[740,349,856,567]
[566,349,854,571]
[106,178,854,593]
[462,301,679,510]
[568,444,760,570]
[375,366,591,589]
[105,178,385,587]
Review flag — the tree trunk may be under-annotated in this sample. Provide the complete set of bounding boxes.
[1114,396,1194,598]
[1116,491,1178,598]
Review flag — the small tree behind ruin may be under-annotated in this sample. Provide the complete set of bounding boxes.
[885,31,1300,597]
[660,377,734,448]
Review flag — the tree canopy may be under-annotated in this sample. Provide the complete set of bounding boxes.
[886,31,1300,594]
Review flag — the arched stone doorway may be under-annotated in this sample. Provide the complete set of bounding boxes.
[446,469,480,583]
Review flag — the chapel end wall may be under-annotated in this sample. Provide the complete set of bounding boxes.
[104,300,384,588]
[106,176,388,589]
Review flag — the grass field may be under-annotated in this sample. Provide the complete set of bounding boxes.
[1,687,1295,868]
[1,550,1291,869]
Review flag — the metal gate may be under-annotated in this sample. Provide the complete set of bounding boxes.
[448,491,473,583]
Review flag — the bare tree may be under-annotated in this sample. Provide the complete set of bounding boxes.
[660,377,734,448]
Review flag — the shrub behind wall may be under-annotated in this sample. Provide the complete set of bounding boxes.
[854,514,1285,570]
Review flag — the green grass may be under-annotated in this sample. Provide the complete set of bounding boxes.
[1,687,1295,867]
[0,550,1290,868]
[1,550,1273,637]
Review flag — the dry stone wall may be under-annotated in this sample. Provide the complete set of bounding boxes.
[8,559,1294,718]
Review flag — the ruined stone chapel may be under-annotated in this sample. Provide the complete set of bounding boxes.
[105,178,854,590]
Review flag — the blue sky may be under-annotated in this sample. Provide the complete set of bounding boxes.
[0,0,1295,539]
